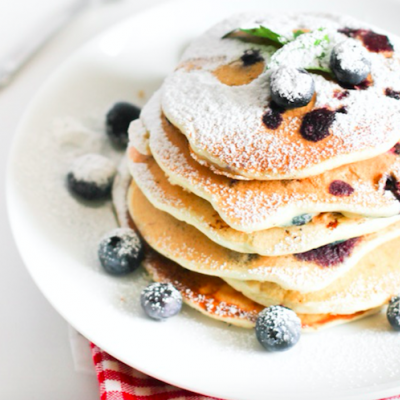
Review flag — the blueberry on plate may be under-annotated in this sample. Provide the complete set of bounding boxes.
[270,67,315,109]
[141,282,183,320]
[387,295,400,331]
[67,154,116,201]
[330,40,371,86]
[106,102,141,148]
[98,228,144,275]
[255,305,301,351]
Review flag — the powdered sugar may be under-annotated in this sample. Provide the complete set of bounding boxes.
[70,153,117,187]
[100,227,142,257]
[161,13,400,180]
[333,39,371,74]
[267,27,335,71]
[270,67,314,102]
[11,9,400,392]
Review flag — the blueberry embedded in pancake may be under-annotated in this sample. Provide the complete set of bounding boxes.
[384,175,400,201]
[294,238,360,267]
[291,213,313,226]
[240,49,264,66]
[328,180,354,197]
[262,102,284,129]
[300,108,336,142]
[212,50,266,86]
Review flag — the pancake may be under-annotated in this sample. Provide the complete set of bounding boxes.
[160,13,400,180]
[127,178,400,293]
[129,145,400,256]
[130,91,400,232]
[226,235,400,314]
[112,161,380,330]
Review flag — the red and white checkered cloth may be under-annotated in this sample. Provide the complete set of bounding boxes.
[90,343,400,400]
[90,343,220,400]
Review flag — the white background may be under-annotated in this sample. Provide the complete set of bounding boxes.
[0,0,165,398]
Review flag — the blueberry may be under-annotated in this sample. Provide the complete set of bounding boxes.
[141,282,183,320]
[292,213,313,226]
[294,237,359,267]
[330,40,371,86]
[67,154,116,201]
[329,180,354,197]
[255,305,301,351]
[270,67,315,109]
[384,175,400,201]
[106,102,141,148]
[241,49,264,66]
[98,228,144,275]
[300,108,336,142]
[387,295,400,331]
[262,102,285,130]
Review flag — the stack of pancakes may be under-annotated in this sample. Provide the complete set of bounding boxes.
[120,13,400,330]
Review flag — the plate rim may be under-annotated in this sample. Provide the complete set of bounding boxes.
[6,0,400,398]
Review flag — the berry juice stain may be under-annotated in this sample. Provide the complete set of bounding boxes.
[339,76,372,91]
[385,88,400,100]
[391,143,400,155]
[334,90,350,100]
[339,28,393,54]
[294,237,360,267]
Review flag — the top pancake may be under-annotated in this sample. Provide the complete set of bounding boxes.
[161,13,400,180]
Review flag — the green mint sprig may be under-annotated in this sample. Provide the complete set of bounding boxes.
[222,25,289,46]
[223,25,333,75]
[305,66,333,75]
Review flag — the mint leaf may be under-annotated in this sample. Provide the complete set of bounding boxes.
[314,34,330,46]
[221,29,238,39]
[241,26,288,44]
[223,25,287,45]
[293,30,306,39]
[306,66,332,75]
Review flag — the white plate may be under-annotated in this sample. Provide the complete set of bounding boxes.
[7,0,400,399]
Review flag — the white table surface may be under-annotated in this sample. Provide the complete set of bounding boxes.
[0,0,166,398]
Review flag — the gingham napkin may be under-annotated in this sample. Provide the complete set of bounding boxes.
[90,343,220,400]
[89,342,400,400]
